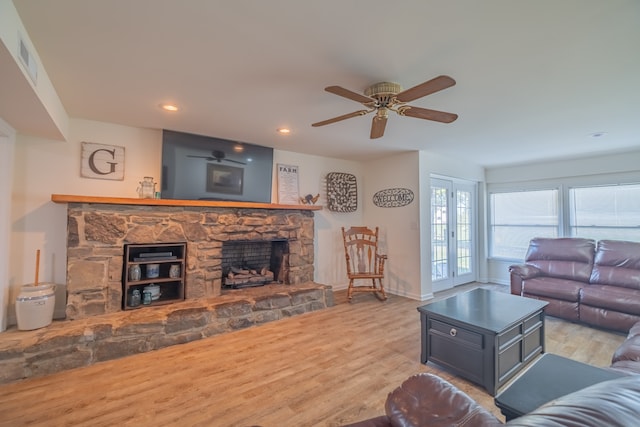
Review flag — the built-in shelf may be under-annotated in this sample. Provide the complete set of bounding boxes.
[123,242,186,309]
[51,194,322,210]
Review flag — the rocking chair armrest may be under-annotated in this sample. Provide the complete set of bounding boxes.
[376,254,387,275]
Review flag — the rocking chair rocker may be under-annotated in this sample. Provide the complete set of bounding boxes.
[341,226,388,302]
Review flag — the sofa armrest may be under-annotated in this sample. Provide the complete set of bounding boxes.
[611,335,640,364]
[385,374,502,427]
[509,264,542,295]
[509,264,542,279]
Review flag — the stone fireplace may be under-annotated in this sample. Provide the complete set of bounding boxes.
[61,198,317,320]
[0,195,331,384]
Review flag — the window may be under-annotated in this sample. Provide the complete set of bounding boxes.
[569,184,640,241]
[490,189,559,259]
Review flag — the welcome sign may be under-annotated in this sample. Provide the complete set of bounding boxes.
[373,188,414,208]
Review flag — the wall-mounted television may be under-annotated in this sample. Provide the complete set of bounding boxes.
[161,130,273,203]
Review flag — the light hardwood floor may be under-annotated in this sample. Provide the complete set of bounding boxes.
[0,283,626,427]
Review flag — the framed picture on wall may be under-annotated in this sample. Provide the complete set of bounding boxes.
[277,164,300,204]
[206,163,244,195]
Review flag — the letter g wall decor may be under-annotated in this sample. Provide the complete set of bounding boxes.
[81,142,125,180]
[373,188,414,208]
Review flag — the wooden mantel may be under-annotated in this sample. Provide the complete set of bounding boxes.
[51,194,322,211]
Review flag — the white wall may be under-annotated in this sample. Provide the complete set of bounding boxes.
[363,152,422,299]
[0,118,15,331]
[9,119,162,325]
[361,150,486,301]
[273,150,364,289]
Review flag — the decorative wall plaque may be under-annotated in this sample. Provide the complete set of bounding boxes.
[373,188,414,208]
[80,142,125,180]
[326,172,357,212]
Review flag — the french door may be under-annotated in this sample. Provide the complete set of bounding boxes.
[430,177,476,292]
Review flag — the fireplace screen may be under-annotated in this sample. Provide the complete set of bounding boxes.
[222,239,289,288]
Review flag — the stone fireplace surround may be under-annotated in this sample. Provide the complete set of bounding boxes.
[60,196,320,320]
[0,196,333,384]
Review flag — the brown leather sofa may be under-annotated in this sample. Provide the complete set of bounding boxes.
[509,238,640,332]
[341,372,640,427]
[343,324,640,426]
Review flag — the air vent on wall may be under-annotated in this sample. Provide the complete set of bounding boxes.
[18,33,38,84]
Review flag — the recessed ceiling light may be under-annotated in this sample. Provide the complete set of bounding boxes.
[160,103,179,112]
[589,132,607,138]
[277,127,291,135]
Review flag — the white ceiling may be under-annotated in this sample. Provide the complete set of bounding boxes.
[10,0,640,167]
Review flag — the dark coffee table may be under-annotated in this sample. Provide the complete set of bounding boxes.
[494,353,626,421]
[417,288,548,395]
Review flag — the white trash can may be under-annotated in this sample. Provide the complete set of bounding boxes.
[16,283,56,330]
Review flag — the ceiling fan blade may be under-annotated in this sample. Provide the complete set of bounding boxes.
[312,109,371,127]
[395,75,456,103]
[370,115,387,139]
[187,155,214,160]
[399,106,458,123]
[325,86,375,105]
[225,159,246,165]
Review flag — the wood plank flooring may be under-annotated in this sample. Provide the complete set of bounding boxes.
[0,283,626,427]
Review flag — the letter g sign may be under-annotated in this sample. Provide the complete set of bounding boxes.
[81,142,125,180]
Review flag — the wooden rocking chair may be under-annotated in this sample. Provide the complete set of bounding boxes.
[341,226,388,302]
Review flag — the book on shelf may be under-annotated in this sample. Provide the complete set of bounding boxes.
[138,251,173,258]
[133,256,178,262]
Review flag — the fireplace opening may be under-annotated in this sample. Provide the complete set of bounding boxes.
[222,239,289,289]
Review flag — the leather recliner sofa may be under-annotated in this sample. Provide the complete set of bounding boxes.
[509,238,640,332]
[341,372,640,427]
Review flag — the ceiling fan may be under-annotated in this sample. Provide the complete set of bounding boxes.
[312,75,458,139]
[187,150,246,165]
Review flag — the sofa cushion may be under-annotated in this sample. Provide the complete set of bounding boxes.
[506,375,640,427]
[579,305,640,333]
[384,373,501,427]
[590,240,640,290]
[527,297,580,321]
[580,285,640,314]
[522,277,583,301]
[524,238,595,282]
